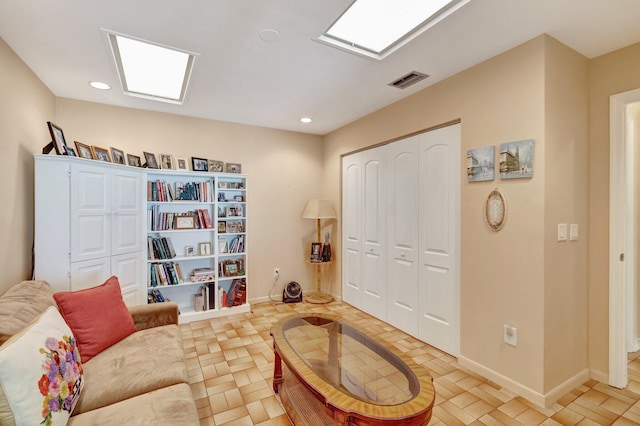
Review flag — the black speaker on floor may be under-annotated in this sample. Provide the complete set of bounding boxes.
[283,281,302,303]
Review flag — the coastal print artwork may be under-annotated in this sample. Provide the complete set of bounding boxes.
[499,139,534,179]
[466,146,495,182]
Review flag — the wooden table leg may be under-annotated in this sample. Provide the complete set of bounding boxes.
[273,343,283,393]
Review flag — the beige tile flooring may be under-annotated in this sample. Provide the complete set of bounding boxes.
[180,300,640,425]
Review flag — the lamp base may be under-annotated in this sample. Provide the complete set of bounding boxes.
[304,292,333,304]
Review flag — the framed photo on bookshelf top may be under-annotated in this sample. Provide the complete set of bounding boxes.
[46,121,69,155]
[192,157,208,172]
[226,163,242,173]
[143,152,159,169]
[91,146,111,162]
[160,154,175,170]
[74,141,92,159]
[208,159,224,172]
[176,157,188,170]
[111,147,125,165]
[127,154,141,167]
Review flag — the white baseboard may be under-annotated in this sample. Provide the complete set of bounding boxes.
[458,356,590,408]
[590,368,608,385]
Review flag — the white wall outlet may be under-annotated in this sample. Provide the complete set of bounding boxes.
[273,267,280,280]
[504,324,517,347]
[558,223,568,241]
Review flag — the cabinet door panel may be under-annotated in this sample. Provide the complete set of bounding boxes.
[387,137,420,336]
[112,252,144,306]
[112,171,144,255]
[342,154,362,307]
[71,165,110,262]
[70,258,110,291]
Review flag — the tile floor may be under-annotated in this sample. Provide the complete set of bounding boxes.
[180,300,640,425]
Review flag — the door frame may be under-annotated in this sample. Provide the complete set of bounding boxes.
[609,88,640,388]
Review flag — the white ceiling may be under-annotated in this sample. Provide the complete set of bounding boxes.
[1,1,640,135]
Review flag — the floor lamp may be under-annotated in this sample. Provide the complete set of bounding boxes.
[302,199,336,304]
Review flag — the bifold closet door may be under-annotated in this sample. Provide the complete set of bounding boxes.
[386,136,420,336]
[342,154,363,307]
[418,124,460,356]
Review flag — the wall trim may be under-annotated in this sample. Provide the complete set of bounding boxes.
[458,356,590,408]
[590,368,608,385]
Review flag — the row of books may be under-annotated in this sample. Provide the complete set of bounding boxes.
[149,262,184,287]
[194,283,216,311]
[221,235,244,254]
[148,205,213,231]
[148,236,176,259]
[147,180,213,202]
[194,279,246,311]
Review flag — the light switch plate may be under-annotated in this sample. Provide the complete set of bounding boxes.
[558,223,568,241]
[570,224,579,241]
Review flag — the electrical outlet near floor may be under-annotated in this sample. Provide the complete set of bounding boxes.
[504,324,517,347]
[273,267,280,280]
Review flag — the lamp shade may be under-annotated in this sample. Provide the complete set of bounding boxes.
[302,199,336,219]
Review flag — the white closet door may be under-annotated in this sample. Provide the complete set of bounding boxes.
[71,163,110,262]
[342,154,363,307]
[112,252,144,306]
[418,124,460,356]
[361,148,387,319]
[387,136,420,336]
[112,169,144,256]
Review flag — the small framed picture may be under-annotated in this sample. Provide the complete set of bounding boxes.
[74,141,93,159]
[218,221,226,233]
[65,146,77,157]
[144,152,159,169]
[233,195,244,202]
[185,246,195,257]
[224,263,238,276]
[111,147,126,165]
[208,160,224,172]
[174,215,196,229]
[310,242,323,262]
[176,157,188,170]
[47,121,69,155]
[218,192,227,202]
[226,163,242,173]
[91,146,111,162]
[218,239,229,254]
[192,157,208,172]
[226,207,238,217]
[199,242,212,256]
[160,154,174,170]
[127,154,141,167]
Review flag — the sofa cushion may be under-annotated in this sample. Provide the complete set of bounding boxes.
[0,306,84,426]
[0,280,55,345]
[72,324,189,415]
[67,383,198,426]
[54,276,137,362]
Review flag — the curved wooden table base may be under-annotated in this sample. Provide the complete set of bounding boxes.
[271,314,435,425]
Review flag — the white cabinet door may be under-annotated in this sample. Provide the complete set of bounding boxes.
[112,170,144,256]
[70,258,110,291]
[387,136,420,336]
[361,148,387,320]
[418,124,460,356]
[342,154,363,307]
[71,164,110,262]
[112,252,144,306]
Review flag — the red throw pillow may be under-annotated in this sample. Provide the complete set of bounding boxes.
[53,276,137,362]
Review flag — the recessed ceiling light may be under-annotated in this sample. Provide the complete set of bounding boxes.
[259,29,280,42]
[317,0,470,60]
[300,117,313,124]
[106,31,198,104]
[89,81,111,90]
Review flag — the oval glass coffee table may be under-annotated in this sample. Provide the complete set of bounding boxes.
[270,314,435,425]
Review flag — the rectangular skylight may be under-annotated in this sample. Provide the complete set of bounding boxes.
[107,32,196,104]
[318,0,470,60]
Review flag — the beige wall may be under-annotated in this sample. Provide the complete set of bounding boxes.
[324,35,591,397]
[55,99,324,303]
[589,42,640,376]
[0,38,55,294]
[543,38,589,391]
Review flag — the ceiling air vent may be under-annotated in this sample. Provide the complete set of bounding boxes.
[388,71,429,89]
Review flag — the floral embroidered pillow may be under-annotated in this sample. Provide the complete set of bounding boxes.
[0,306,84,426]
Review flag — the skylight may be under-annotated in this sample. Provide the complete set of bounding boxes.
[107,32,197,104]
[318,0,471,60]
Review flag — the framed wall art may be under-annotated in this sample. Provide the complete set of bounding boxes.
[499,139,534,179]
[467,146,495,182]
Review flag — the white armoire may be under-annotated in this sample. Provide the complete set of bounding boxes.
[342,124,461,356]
[34,155,146,306]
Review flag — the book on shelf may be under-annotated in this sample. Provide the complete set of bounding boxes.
[148,180,213,202]
[200,283,216,310]
[148,236,177,259]
[149,262,183,286]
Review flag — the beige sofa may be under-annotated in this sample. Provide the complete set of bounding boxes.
[0,280,199,425]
